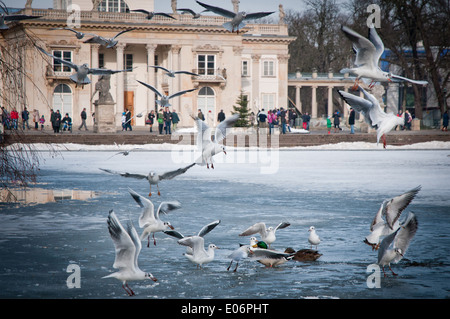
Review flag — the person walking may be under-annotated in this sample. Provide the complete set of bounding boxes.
[39,115,45,130]
[332,110,341,133]
[404,110,412,130]
[198,109,205,121]
[78,108,88,131]
[157,108,164,134]
[302,112,311,130]
[22,107,30,130]
[33,109,40,130]
[442,110,449,132]
[53,110,62,133]
[148,110,155,132]
[163,107,172,134]
[348,107,355,134]
[171,109,179,131]
[217,109,225,123]
[279,107,287,134]
[10,108,19,130]
[258,109,267,131]
[125,109,132,131]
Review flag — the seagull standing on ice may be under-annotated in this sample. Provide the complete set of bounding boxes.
[196,1,274,33]
[137,80,197,108]
[103,210,157,296]
[377,212,418,277]
[308,226,320,249]
[364,186,421,250]
[178,236,219,269]
[227,245,253,272]
[340,25,428,89]
[239,222,291,248]
[338,85,404,148]
[191,113,240,169]
[128,188,181,247]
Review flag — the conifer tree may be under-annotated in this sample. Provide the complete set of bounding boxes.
[232,92,250,127]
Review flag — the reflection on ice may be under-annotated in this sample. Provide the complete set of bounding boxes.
[0,187,100,205]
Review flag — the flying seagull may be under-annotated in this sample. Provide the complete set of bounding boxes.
[83,28,136,48]
[364,186,421,250]
[377,212,418,277]
[340,25,428,89]
[191,113,240,169]
[128,187,181,247]
[196,1,274,33]
[148,65,199,78]
[137,80,197,107]
[338,85,404,148]
[177,8,208,19]
[239,222,291,248]
[131,9,176,20]
[49,27,94,39]
[102,210,157,296]
[99,163,195,197]
[106,142,141,160]
[36,45,131,88]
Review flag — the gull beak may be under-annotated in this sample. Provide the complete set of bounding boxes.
[388,78,392,83]
[169,224,174,230]
[223,150,227,155]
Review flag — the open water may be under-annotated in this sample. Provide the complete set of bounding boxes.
[0,149,449,300]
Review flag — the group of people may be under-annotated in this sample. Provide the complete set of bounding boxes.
[1,107,46,131]
[256,108,311,135]
[144,107,180,135]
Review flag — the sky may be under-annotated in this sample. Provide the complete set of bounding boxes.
[2,0,309,13]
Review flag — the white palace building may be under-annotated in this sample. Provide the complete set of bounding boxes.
[1,0,295,129]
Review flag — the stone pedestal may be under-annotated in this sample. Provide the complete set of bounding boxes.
[93,101,116,133]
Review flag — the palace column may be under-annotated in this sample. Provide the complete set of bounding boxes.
[146,44,157,113]
[278,54,289,109]
[251,54,260,109]
[295,85,302,114]
[170,45,181,112]
[311,85,318,118]
[327,85,333,117]
[115,43,126,128]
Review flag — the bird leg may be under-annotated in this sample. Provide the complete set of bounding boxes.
[148,185,152,197]
[157,184,161,196]
[352,78,360,91]
[123,283,135,296]
[369,80,375,89]
[147,235,150,248]
[153,233,157,246]
[234,263,239,272]
[211,163,214,169]
[388,265,398,276]
[227,260,233,271]
[382,134,387,149]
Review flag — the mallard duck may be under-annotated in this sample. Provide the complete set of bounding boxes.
[284,247,322,262]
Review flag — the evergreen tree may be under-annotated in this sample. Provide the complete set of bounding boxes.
[232,92,250,127]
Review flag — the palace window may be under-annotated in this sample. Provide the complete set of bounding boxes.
[123,53,133,70]
[99,0,129,13]
[262,60,275,77]
[262,93,276,110]
[197,54,215,76]
[242,60,249,77]
[52,50,72,73]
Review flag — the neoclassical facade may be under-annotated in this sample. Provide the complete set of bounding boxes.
[1,0,294,129]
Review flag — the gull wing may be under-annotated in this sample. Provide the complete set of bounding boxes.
[370,201,387,231]
[107,210,137,271]
[137,80,164,98]
[250,248,293,260]
[377,227,399,264]
[168,88,197,100]
[154,12,176,19]
[177,8,196,16]
[159,163,196,180]
[384,186,421,230]
[178,235,205,252]
[174,70,200,76]
[149,65,171,73]
[36,45,79,71]
[391,74,428,86]
[214,113,239,143]
[4,14,41,21]
[341,25,377,68]
[196,1,236,19]
[191,115,214,150]
[155,201,181,220]
[239,222,267,237]
[112,28,136,40]
[83,35,109,46]
[197,220,221,237]
[88,68,131,75]
[163,230,185,239]
[393,212,418,263]
[275,221,291,231]
[243,11,275,21]
[128,187,156,228]
[367,27,384,67]
[338,90,374,126]
[99,168,147,180]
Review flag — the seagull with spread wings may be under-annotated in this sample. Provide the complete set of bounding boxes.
[177,8,208,19]
[239,222,291,248]
[49,27,94,39]
[196,1,274,33]
[131,9,175,20]
[0,1,41,30]
[102,210,157,296]
[338,85,404,148]
[148,65,199,78]
[364,186,421,250]
[83,28,136,48]
[36,45,131,88]
[99,163,195,197]
[340,25,428,89]
[191,113,239,169]
[137,80,197,107]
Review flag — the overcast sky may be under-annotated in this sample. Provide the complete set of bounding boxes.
[2,0,310,13]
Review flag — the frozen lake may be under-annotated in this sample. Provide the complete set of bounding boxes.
[1,145,449,299]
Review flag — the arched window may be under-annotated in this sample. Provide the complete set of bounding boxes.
[98,0,130,13]
[198,87,216,126]
[53,84,73,117]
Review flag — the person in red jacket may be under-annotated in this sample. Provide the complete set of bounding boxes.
[10,108,19,130]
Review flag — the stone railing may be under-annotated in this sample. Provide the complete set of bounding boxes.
[24,9,287,36]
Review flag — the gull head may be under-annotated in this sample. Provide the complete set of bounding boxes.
[164,221,174,230]
[209,244,219,250]
[145,272,158,282]
[395,248,404,257]
[309,226,315,232]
